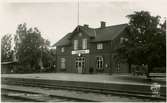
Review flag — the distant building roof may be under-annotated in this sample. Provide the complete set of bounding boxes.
[1,61,17,65]
[53,23,128,47]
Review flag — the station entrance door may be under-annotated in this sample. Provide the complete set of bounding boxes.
[75,57,85,74]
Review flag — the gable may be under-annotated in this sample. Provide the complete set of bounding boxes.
[69,26,94,39]
[53,26,92,47]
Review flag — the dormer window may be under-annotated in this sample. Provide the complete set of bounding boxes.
[97,43,103,50]
[61,47,64,52]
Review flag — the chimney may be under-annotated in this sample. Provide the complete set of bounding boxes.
[100,21,106,28]
[84,24,89,28]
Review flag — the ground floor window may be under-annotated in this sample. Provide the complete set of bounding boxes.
[117,63,120,72]
[60,58,66,69]
[96,56,104,70]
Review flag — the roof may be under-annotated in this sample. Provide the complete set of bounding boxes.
[93,24,128,42]
[1,61,17,65]
[53,23,128,46]
[54,33,73,46]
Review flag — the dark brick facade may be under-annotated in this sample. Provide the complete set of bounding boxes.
[54,22,129,74]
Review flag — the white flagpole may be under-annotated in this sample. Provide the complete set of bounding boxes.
[77,0,79,26]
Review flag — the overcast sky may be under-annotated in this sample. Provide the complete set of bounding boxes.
[0,0,166,46]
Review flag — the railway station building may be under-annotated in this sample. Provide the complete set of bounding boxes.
[53,21,130,74]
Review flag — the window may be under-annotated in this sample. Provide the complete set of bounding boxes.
[74,40,78,50]
[97,43,103,49]
[82,38,87,49]
[96,56,104,70]
[125,38,128,42]
[60,58,66,69]
[75,57,85,69]
[120,37,124,44]
[61,47,64,52]
[79,32,82,37]
[117,63,120,72]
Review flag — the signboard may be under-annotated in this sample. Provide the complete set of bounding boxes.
[72,49,90,55]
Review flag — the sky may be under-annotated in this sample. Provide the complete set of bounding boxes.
[0,0,167,46]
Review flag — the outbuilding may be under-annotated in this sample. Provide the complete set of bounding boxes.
[1,61,18,74]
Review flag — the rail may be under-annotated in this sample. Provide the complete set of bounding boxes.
[1,77,166,101]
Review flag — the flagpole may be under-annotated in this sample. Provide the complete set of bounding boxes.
[77,0,79,26]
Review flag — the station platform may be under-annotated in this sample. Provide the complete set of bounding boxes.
[2,73,166,99]
[1,73,166,85]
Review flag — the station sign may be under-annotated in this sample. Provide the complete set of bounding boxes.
[72,49,90,55]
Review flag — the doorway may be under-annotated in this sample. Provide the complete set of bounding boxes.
[75,57,85,73]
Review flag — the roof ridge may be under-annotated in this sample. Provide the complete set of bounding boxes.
[53,23,128,46]
[95,23,128,30]
[80,23,128,30]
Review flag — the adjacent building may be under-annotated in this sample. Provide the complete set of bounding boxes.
[1,61,18,74]
[53,21,130,74]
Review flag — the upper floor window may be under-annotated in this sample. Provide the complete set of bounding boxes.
[74,40,78,50]
[79,32,82,37]
[82,38,87,49]
[120,37,124,44]
[61,47,64,52]
[97,43,103,50]
[120,37,128,44]
[125,38,128,42]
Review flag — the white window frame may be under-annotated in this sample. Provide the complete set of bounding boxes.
[82,38,87,49]
[60,58,66,69]
[117,63,120,72]
[75,57,85,69]
[96,56,104,70]
[74,40,78,50]
[120,37,124,44]
[97,43,103,50]
[111,41,112,48]
[61,47,64,52]
[79,32,82,37]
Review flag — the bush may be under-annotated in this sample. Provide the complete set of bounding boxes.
[14,65,30,73]
[152,67,166,73]
[13,64,39,73]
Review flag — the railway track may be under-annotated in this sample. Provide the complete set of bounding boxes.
[2,88,93,102]
[1,77,166,102]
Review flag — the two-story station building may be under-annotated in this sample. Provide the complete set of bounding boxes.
[53,21,130,74]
